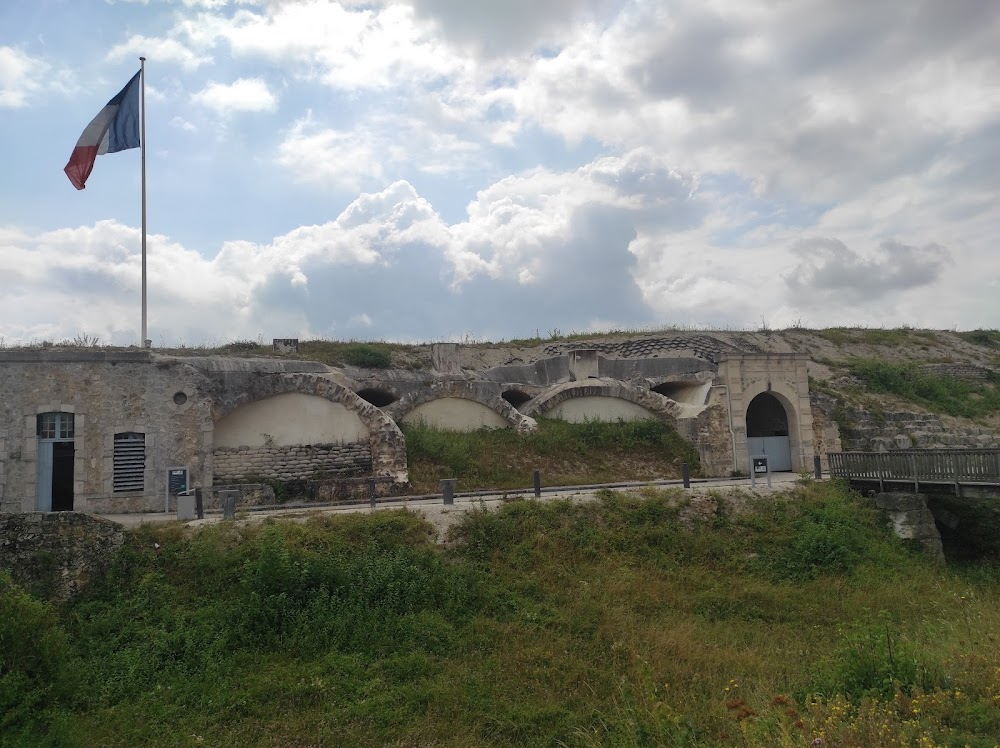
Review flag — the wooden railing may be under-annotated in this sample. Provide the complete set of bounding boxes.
[828,450,1000,487]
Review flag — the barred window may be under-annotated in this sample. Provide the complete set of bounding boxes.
[113,432,145,492]
[37,412,74,439]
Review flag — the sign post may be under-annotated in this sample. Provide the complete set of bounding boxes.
[751,455,771,488]
[165,467,189,512]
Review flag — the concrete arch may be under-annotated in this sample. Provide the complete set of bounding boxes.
[388,381,537,433]
[211,373,408,483]
[738,381,802,473]
[522,379,684,422]
[649,378,711,407]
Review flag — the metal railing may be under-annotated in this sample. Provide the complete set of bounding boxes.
[828,449,1000,490]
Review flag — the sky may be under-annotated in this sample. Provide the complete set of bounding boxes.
[1,0,998,347]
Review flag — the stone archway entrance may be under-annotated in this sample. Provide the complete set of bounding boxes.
[746,392,792,471]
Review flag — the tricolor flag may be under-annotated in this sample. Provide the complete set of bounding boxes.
[64,71,141,190]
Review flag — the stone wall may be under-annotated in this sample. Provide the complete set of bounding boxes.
[831,406,997,452]
[922,363,997,380]
[206,483,277,508]
[213,443,372,483]
[0,512,125,600]
[0,352,213,513]
[676,389,736,477]
[809,393,843,470]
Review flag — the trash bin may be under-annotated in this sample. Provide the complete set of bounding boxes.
[177,489,197,521]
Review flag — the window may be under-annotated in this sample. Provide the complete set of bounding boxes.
[113,432,146,492]
[37,412,74,440]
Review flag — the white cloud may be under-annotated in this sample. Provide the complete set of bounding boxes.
[275,110,482,189]
[5,0,1000,340]
[177,0,468,89]
[170,115,197,132]
[3,140,999,345]
[106,35,211,71]
[0,46,46,108]
[191,77,277,113]
[277,115,383,191]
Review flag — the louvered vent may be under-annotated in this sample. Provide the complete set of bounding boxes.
[114,432,145,492]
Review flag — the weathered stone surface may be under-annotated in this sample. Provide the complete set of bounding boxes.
[875,492,945,565]
[0,512,125,600]
[811,392,1000,453]
[212,443,372,483]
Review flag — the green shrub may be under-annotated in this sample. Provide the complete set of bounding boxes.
[340,343,392,368]
[218,339,264,353]
[815,614,945,699]
[845,359,1000,419]
[0,573,79,736]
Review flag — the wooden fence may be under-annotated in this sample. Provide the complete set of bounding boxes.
[828,449,1000,489]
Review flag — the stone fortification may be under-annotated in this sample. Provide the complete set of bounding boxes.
[0,334,817,513]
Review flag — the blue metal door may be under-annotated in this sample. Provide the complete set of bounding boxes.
[747,436,792,472]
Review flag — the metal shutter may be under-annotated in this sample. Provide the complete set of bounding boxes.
[113,432,145,492]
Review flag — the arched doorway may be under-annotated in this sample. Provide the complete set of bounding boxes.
[746,393,792,471]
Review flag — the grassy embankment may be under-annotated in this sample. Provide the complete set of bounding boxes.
[841,360,1000,421]
[4,481,1000,747]
[402,418,702,493]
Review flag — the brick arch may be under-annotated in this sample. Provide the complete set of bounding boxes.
[522,379,684,421]
[387,381,537,433]
[211,373,408,483]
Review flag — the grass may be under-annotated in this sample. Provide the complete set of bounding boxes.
[5,482,1000,747]
[297,340,413,369]
[402,418,702,493]
[814,326,925,348]
[958,329,1000,350]
[844,359,1000,419]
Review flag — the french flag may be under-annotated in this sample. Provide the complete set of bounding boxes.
[64,70,141,190]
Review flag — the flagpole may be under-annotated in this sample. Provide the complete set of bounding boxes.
[140,56,148,348]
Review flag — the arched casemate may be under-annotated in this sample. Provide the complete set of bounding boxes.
[211,373,408,484]
[522,380,686,423]
[388,381,537,433]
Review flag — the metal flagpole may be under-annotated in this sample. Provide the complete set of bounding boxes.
[140,56,148,348]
